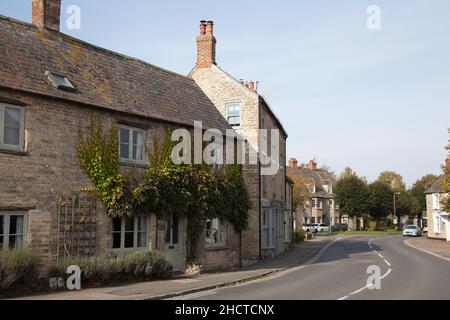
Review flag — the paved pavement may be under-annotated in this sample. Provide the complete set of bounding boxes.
[175,235,450,300]
[404,237,450,260]
[15,236,332,300]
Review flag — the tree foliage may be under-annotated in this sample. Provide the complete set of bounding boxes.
[376,171,406,192]
[410,174,438,213]
[286,168,312,210]
[368,181,393,221]
[334,168,370,219]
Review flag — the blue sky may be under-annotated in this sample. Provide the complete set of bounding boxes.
[1,0,449,186]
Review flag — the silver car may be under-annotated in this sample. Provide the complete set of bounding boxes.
[403,225,421,237]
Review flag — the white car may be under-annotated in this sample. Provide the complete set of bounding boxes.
[302,224,317,233]
[403,225,421,237]
[316,223,330,233]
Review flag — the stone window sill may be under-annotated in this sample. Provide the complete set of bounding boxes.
[205,245,229,251]
[0,148,28,156]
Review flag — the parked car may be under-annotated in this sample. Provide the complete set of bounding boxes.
[333,223,349,232]
[403,225,421,237]
[302,224,317,233]
[316,224,330,232]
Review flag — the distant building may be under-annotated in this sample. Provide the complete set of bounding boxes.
[287,159,347,231]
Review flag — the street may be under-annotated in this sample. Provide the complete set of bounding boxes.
[176,236,450,300]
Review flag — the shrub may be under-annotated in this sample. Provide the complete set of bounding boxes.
[0,250,39,292]
[55,250,172,287]
[295,229,306,243]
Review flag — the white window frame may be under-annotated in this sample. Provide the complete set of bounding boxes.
[119,125,146,164]
[226,102,241,127]
[0,103,25,152]
[433,212,441,234]
[0,212,28,250]
[205,217,227,247]
[111,215,149,251]
[432,194,440,210]
[311,199,316,208]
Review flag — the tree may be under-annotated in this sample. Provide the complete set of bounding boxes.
[410,174,439,213]
[287,168,312,211]
[334,168,370,222]
[377,171,406,192]
[397,190,421,218]
[368,181,393,227]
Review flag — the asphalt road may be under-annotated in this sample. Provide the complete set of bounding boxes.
[178,236,450,300]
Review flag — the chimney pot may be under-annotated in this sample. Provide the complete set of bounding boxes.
[199,20,207,35]
[307,160,317,170]
[32,0,61,31]
[248,80,255,91]
[206,20,214,35]
[196,20,216,68]
[288,158,298,169]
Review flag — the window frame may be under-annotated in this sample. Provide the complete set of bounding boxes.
[0,212,28,250]
[0,103,25,152]
[205,217,227,248]
[111,215,149,252]
[226,102,241,127]
[118,125,146,164]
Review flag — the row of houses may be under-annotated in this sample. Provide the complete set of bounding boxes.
[0,0,294,272]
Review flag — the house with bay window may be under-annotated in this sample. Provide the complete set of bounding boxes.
[0,1,245,272]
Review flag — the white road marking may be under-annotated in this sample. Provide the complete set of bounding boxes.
[338,238,393,300]
[171,238,340,300]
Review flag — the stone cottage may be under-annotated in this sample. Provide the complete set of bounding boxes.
[189,21,292,262]
[0,0,245,272]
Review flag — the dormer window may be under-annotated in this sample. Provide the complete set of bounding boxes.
[45,71,76,92]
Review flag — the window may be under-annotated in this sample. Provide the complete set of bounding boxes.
[329,200,333,207]
[205,218,226,246]
[45,71,76,91]
[432,194,440,210]
[112,215,148,250]
[317,200,322,209]
[0,212,27,250]
[311,217,316,223]
[433,213,441,233]
[226,103,241,127]
[262,209,274,249]
[0,103,25,151]
[119,126,145,163]
[311,199,316,208]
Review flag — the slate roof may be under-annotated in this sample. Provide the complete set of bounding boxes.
[425,176,445,194]
[287,166,335,199]
[0,15,231,131]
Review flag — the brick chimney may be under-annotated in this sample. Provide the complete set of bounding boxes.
[32,0,61,31]
[288,158,298,168]
[307,159,317,170]
[196,20,216,68]
[248,80,255,91]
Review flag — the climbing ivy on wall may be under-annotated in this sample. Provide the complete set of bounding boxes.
[77,122,134,218]
[77,123,251,258]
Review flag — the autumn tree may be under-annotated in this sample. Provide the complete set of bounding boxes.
[377,171,406,192]
[287,168,312,210]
